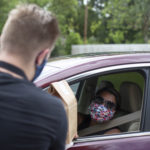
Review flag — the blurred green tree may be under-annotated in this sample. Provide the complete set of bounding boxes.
[0,0,150,56]
[102,0,150,43]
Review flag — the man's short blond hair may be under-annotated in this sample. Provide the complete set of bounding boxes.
[0,4,59,58]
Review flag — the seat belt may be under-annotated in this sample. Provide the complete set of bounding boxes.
[79,110,141,136]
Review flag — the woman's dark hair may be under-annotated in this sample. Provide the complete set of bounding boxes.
[96,87,121,109]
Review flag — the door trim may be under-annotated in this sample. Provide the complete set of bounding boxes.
[74,131,150,143]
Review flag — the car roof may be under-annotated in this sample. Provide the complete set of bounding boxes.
[35,53,150,88]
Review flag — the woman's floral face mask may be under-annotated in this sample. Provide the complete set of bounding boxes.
[88,102,116,123]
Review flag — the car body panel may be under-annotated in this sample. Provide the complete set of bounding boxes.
[35,53,150,88]
[68,134,150,150]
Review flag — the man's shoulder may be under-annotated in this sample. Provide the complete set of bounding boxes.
[24,83,64,110]
[27,84,60,102]
[6,78,65,116]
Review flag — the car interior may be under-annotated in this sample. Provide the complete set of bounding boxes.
[70,70,145,137]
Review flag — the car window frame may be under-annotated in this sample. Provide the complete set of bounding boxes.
[73,131,150,145]
[65,63,150,143]
[67,63,149,84]
[43,63,150,144]
[141,68,150,132]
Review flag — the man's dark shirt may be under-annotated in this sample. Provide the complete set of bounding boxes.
[0,72,67,150]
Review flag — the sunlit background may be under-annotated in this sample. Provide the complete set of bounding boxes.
[0,0,150,56]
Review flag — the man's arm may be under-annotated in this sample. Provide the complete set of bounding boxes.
[50,103,68,150]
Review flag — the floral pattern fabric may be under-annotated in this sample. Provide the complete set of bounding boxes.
[88,102,115,123]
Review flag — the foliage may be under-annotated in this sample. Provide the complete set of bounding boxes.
[0,0,150,56]
[49,0,78,35]
[0,0,18,32]
[51,37,67,57]
[108,30,125,43]
[52,31,83,56]
[102,0,150,43]
[65,31,83,54]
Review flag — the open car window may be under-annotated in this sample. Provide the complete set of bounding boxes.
[70,70,145,138]
[45,67,146,145]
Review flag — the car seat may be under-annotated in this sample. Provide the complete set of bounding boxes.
[119,81,142,132]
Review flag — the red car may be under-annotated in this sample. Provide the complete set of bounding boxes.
[35,53,150,150]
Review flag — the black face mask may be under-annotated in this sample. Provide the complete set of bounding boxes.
[0,61,27,80]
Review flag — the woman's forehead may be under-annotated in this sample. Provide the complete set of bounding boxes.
[100,91,116,103]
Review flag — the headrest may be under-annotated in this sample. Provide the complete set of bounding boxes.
[98,80,114,89]
[120,82,142,113]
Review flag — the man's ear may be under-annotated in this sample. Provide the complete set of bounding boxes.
[36,49,49,66]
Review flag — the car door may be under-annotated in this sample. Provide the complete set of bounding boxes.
[65,64,150,150]
[68,133,150,150]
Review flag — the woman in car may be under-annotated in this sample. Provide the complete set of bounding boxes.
[78,86,121,135]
